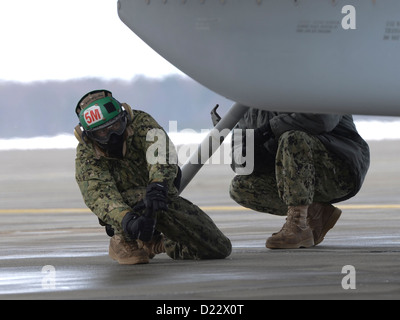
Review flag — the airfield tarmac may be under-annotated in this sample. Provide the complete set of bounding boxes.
[0,140,399,300]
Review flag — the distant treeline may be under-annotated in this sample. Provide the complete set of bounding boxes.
[0,76,397,139]
[0,76,233,138]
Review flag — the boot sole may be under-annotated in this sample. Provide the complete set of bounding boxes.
[266,237,314,249]
[109,248,150,265]
[115,257,149,265]
[314,207,342,246]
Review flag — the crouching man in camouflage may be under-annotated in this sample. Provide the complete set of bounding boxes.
[74,90,231,264]
[230,109,370,249]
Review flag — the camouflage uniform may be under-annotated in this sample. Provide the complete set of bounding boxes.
[75,109,231,260]
[230,110,370,216]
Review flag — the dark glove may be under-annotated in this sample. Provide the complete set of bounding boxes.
[98,218,114,237]
[145,182,168,213]
[254,122,274,146]
[121,211,156,242]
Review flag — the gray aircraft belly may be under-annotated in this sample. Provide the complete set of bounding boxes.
[118,0,400,116]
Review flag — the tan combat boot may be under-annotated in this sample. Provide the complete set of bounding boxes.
[266,205,314,249]
[307,203,342,245]
[140,233,166,259]
[109,235,149,265]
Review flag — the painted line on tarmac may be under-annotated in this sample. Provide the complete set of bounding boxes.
[202,204,400,211]
[0,208,91,214]
[0,204,399,214]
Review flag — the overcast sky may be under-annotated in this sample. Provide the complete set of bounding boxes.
[0,0,183,82]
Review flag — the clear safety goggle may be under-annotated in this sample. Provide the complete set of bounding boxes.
[88,113,127,144]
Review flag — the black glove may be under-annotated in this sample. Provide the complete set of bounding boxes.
[121,211,156,242]
[254,122,274,146]
[145,182,168,214]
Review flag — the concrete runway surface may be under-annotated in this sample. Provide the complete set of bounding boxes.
[0,140,399,300]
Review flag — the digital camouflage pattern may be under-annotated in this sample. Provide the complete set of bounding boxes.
[230,110,370,216]
[75,109,231,260]
[230,130,356,216]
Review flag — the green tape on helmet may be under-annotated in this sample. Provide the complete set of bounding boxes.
[79,96,121,131]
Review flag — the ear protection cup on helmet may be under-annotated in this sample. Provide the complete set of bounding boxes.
[121,103,134,124]
[74,124,88,144]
